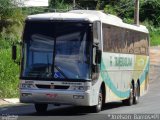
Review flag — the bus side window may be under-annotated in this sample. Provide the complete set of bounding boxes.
[102,25,111,52]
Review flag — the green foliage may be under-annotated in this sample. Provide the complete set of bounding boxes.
[103,0,160,27]
[22,7,46,15]
[123,18,134,24]
[141,20,160,46]
[104,4,117,15]
[0,0,23,98]
[104,0,134,22]
[0,48,19,98]
[150,30,160,46]
[49,0,72,11]
[0,0,24,44]
[147,25,160,46]
[96,0,106,10]
[140,0,160,27]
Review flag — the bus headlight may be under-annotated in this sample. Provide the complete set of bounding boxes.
[21,83,34,89]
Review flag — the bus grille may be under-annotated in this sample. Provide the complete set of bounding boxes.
[36,84,69,89]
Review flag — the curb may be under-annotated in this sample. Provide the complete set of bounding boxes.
[0,98,19,106]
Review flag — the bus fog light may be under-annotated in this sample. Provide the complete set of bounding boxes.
[72,86,90,91]
[73,95,78,99]
[73,95,84,99]
[79,95,84,99]
[22,93,32,97]
[21,83,34,89]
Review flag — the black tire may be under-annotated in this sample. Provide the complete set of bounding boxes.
[133,84,140,104]
[92,88,103,113]
[122,84,134,106]
[35,104,48,113]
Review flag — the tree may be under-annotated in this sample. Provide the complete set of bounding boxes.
[140,0,160,27]
[49,0,72,11]
[0,0,24,45]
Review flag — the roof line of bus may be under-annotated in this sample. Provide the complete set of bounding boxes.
[27,10,149,34]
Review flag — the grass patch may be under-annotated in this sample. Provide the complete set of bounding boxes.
[0,48,19,98]
[150,30,160,46]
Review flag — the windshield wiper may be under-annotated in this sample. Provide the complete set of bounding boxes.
[54,65,68,79]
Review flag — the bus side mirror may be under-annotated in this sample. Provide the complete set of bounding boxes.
[93,47,102,65]
[93,47,96,65]
[12,45,17,61]
[96,49,101,64]
[93,21,101,44]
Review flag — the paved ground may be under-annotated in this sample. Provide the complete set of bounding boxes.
[0,47,160,120]
[150,47,160,83]
[150,47,160,66]
[0,99,19,105]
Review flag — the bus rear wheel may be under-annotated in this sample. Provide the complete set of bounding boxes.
[35,103,48,113]
[122,84,134,106]
[133,84,140,104]
[92,88,103,113]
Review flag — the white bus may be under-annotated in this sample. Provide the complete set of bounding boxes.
[12,10,149,113]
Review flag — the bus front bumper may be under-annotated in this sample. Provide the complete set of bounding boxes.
[20,89,93,106]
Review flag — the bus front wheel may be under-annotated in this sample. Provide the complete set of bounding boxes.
[35,103,48,113]
[92,88,103,113]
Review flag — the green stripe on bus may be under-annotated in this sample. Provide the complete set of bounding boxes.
[139,60,149,85]
[101,59,149,98]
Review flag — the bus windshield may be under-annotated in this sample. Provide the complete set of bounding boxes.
[21,21,91,80]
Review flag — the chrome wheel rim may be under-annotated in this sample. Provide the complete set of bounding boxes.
[97,92,102,109]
